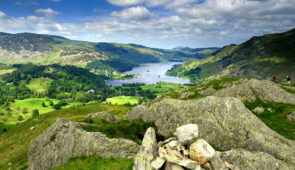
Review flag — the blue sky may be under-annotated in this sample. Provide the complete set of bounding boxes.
[0,0,295,49]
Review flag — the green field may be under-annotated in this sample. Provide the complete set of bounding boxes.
[0,98,83,127]
[140,82,188,95]
[27,78,53,93]
[106,96,140,105]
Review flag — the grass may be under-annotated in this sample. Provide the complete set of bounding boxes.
[244,100,295,140]
[27,78,53,93]
[82,118,155,144]
[0,68,16,76]
[0,98,83,128]
[0,103,131,170]
[52,156,133,170]
[106,96,140,105]
[140,82,187,95]
[198,77,240,90]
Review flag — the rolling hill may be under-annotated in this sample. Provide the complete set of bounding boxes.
[0,32,216,76]
[168,28,295,82]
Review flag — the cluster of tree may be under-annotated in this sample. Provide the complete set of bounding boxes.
[0,63,107,103]
[107,84,156,100]
[0,82,32,105]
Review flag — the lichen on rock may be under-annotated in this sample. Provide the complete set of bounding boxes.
[28,119,139,170]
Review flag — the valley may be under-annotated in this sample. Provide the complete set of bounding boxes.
[0,28,294,170]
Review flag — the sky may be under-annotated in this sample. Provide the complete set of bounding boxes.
[0,0,295,49]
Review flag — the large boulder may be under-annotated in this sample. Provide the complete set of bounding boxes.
[127,96,295,164]
[221,149,295,170]
[133,127,158,170]
[214,79,295,104]
[28,119,139,170]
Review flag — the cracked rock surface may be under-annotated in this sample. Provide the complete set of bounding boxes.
[28,119,139,170]
[128,96,295,164]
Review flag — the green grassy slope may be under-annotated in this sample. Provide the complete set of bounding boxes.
[168,28,295,82]
[0,33,204,75]
[0,103,131,170]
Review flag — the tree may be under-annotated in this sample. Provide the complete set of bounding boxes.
[22,108,28,114]
[42,101,47,107]
[49,100,54,106]
[18,115,24,121]
[32,109,39,118]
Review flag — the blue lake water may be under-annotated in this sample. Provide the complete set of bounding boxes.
[107,62,190,86]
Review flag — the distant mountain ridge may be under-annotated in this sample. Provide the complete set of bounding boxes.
[168,28,295,81]
[0,32,216,76]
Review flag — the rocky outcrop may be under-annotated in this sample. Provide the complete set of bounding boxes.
[221,149,294,170]
[287,111,295,122]
[28,119,139,170]
[87,111,121,123]
[214,79,295,104]
[128,96,295,164]
[133,127,158,170]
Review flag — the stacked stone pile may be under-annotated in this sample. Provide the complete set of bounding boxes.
[134,124,237,170]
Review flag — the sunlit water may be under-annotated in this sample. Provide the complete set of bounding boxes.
[107,62,190,86]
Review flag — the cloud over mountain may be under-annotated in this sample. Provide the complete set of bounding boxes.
[111,6,152,20]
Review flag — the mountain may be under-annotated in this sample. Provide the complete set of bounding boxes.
[0,32,11,36]
[168,28,295,82]
[172,46,219,59]
[0,33,204,76]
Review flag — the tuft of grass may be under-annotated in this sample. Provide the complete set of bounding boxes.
[82,118,154,144]
[52,156,133,170]
[0,103,130,170]
[244,100,295,140]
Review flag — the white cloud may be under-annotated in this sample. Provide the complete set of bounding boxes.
[0,11,6,18]
[50,0,62,2]
[111,6,152,20]
[107,0,145,6]
[1,0,295,49]
[34,8,60,17]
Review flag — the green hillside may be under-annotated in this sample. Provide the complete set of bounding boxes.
[168,28,295,82]
[0,32,211,79]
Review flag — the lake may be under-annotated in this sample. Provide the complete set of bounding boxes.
[107,62,190,86]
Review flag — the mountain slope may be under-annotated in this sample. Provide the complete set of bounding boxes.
[168,28,295,81]
[0,33,208,73]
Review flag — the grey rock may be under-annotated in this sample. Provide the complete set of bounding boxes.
[209,156,229,170]
[158,137,177,148]
[180,92,196,100]
[133,127,158,170]
[221,149,295,170]
[252,107,265,114]
[175,124,199,146]
[214,79,295,104]
[28,119,139,170]
[159,145,200,169]
[87,111,120,123]
[198,87,217,96]
[165,162,185,170]
[151,157,166,169]
[287,111,295,122]
[127,96,295,163]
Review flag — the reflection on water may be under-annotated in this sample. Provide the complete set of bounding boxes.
[107,62,190,86]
